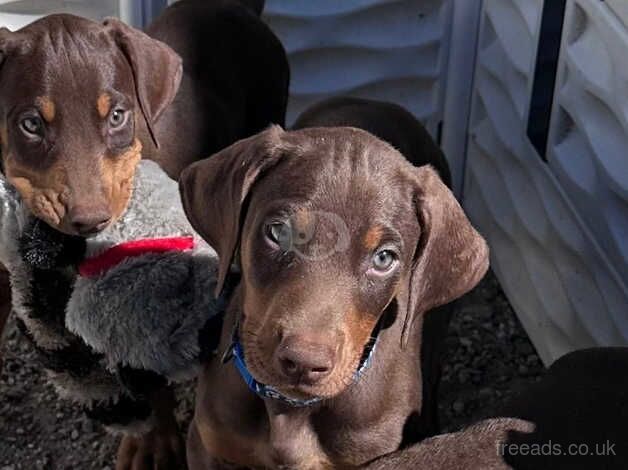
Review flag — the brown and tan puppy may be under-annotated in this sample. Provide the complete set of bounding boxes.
[0,1,288,467]
[179,124,488,469]
[0,0,288,236]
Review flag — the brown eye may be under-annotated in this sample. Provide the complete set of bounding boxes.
[109,108,127,128]
[20,116,43,137]
[372,249,397,272]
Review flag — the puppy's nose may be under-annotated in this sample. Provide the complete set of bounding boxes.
[276,335,334,385]
[69,206,112,235]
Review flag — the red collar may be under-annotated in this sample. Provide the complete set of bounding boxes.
[79,236,195,277]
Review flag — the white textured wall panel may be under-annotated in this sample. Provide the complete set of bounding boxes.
[464,0,628,365]
[0,1,141,28]
[547,0,628,286]
[264,0,452,136]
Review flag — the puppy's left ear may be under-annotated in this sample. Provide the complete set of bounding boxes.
[401,165,489,346]
[0,28,12,67]
[104,18,183,149]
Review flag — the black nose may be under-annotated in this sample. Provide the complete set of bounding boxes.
[69,207,111,235]
[276,336,334,385]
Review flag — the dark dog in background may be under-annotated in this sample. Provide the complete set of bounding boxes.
[179,98,487,468]
[293,97,451,187]
[365,347,628,469]
[0,0,288,468]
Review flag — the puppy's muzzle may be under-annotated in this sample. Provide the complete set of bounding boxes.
[275,334,336,385]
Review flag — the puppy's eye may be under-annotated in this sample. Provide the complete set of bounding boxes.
[266,222,291,249]
[109,108,128,128]
[372,249,397,272]
[20,116,43,137]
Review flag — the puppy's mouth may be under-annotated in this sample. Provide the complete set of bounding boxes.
[239,336,375,401]
[48,216,114,238]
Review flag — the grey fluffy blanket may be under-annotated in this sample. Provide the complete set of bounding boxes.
[0,160,224,433]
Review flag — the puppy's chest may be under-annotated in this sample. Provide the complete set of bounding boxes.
[199,402,401,469]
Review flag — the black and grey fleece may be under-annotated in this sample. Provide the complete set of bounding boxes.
[0,160,224,435]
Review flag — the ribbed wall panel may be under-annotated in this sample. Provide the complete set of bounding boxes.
[548,0,628,285]
[465,0,628,365]
[264,0,452,134]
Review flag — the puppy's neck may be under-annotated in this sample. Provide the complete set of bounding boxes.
[265,400,333,468]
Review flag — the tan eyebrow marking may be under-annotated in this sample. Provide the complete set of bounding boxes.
[36,96,55,123]
[363,225,384,251]
[97,93,111,118]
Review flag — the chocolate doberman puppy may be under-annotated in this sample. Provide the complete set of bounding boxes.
[0,0,287,235]
[0,1,288,467]
[179,120,488,468]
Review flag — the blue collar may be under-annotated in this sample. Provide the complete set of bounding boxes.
[222,325,380,408]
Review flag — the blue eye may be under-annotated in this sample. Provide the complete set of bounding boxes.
[372,249,397,272]
[109,108,128,128]
[20,116,43,137]
[266,222,292,249]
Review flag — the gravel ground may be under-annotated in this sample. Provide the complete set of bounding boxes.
[0,270,544,469]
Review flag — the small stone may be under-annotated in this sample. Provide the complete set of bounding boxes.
[479,387,493,398]
[527,354,540,365]
[458,371,469,384]
[452,400,465,413]
[459,337,472,348]
[518,365,529,376]
[70,429,79,440]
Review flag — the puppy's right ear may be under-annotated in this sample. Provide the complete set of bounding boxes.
[179,126,286,297]
[0,28,29,160]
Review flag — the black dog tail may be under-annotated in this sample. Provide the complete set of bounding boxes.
[238,0,265,16]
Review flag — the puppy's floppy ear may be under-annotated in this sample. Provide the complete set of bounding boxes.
[0,27,29,161]
[179,126,287,297]
[0,28,11,67]
[0,27,30,73]
[400,165,489,346]
[104,18,182,149]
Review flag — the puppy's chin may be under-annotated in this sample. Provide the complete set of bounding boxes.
[278,378,353,400]
[48,219,113,238]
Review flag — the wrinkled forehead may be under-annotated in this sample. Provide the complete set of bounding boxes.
[2,18,133,108]
[249,127,417,231]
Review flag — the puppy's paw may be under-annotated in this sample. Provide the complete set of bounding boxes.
[115,427,187,470]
